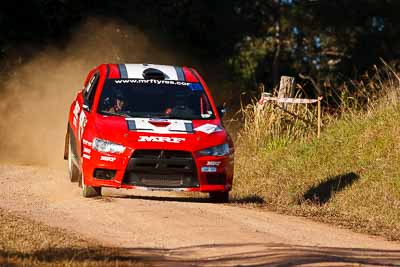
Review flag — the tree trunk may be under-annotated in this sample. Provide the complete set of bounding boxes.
[272,0,281,87]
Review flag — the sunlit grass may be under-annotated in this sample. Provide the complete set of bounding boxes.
[232,65,400,240]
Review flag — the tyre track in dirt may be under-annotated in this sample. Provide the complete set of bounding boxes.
[1,164,400,266]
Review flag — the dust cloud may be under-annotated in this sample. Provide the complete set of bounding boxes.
[0,17,190,169]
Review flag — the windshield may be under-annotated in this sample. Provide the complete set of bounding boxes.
[98,79,215,120]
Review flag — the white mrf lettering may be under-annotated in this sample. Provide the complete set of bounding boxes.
[138,136,186,143]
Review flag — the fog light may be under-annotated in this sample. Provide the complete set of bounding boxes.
[205,173,226,185]
[94,169,116,180]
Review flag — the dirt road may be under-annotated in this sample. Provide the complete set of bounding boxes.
[0,164,399,266]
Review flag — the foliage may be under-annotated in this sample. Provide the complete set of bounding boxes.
[1,0,399,100]
[228,37,273,88]
[229,1,400,94]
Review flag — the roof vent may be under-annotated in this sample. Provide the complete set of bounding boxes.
[142,68,167,80]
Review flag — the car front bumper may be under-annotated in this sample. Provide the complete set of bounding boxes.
[82,149,233,193]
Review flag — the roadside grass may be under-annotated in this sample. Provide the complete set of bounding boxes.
[232,66,400,240]
[0,208,151,266]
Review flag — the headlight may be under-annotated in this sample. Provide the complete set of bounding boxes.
[197,143,230,157]
[92,138,126,154]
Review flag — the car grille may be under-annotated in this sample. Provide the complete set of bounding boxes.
[123,150,199,188]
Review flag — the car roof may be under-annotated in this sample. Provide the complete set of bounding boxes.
[106,63,200,83]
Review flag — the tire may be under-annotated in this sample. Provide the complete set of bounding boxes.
[68,135,80,183]
[209,192,229,203]
[80,174,102,198]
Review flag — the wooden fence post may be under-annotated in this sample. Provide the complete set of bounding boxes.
[278,76,295,98]
[317,97,321,138]
[278,76,295,109]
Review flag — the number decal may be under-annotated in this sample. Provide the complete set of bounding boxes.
[78,111,87,141]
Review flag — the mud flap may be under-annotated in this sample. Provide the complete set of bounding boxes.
[64,125,69,160]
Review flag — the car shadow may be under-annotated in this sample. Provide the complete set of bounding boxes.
[105,192,266,205]
[301,172,360,205]
[108,193,212,203]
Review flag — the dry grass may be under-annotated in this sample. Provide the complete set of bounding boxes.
[0,208,151,266]
[237,96,317,152]
[232,64,400,240]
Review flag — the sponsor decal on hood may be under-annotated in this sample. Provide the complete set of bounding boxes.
[126,118,193,134]
[194,123,223,134]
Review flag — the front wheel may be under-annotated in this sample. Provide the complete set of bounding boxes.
[209,192,229,203]
[80,174,102,198]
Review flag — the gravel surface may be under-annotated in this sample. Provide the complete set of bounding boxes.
[1,164,399,266]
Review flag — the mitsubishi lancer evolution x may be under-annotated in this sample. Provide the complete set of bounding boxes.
[64,64,234,202]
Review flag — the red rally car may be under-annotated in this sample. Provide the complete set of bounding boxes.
[64,64,234,202]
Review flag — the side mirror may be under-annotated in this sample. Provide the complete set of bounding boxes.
[217,105,227,118]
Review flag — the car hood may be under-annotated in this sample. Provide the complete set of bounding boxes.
[93,114,227,152]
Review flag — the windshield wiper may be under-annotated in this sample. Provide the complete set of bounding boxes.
[100,111,198,120]
[100,111,132,118]
[148,114,188,120]
[159,114,198,120]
